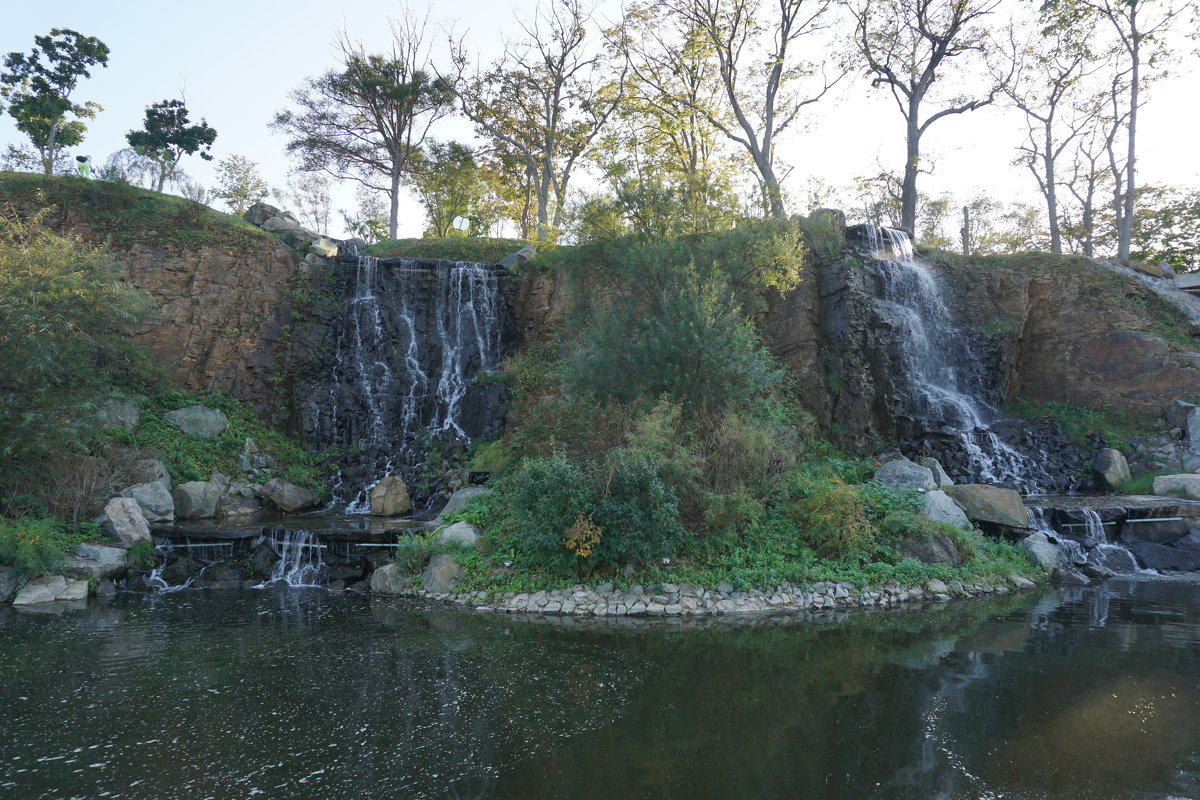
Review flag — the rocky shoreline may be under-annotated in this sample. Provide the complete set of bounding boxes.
[370,569,1038,618]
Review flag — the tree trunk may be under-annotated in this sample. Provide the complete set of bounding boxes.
[901,114,921,235]
[1119,47,1139,261]
[1044,130,1062,255]
[960,206,971,255]
[388,169,401,240]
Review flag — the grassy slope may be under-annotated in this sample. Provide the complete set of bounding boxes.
[0,172,276,252]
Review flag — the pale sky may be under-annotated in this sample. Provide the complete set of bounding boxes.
[3,0,1198,239]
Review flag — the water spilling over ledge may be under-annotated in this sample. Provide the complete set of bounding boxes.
[298,252,516,511]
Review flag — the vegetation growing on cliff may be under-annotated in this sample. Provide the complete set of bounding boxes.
[423,225,1036,592]
[0,172,275,252]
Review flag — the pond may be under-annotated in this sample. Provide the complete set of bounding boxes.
[2,578,1198,799]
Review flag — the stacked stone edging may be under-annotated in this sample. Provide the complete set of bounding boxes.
[381,574,1036,617]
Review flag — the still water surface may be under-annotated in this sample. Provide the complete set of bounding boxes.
[1,578,1198,800]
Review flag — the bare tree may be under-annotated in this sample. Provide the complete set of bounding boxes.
[452,0,626,240]
[993,9,1104,254]
[272,13,454,239]
[1078,0,1181,260]
[660,0,842,219]
[849,0,999,234]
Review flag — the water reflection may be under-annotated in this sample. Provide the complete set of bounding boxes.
[0,579,1197,799]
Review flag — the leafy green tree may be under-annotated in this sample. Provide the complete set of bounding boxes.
[272,17,455,240]
[126,99,217,192]
[93,147,157,186]
[658,0,843,220]
[407,140,485,237]
[213,154,270,214]
[452,0,626,240]
[0,29,110,175]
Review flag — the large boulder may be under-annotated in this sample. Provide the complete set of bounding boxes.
[1092,449,1131,491]
[874,457,937,490]
[1152,474,1200,499]
[308,237,339,258]
[243,202,281,226]
[164,405,229,439]
[437,522,481,549]
[119,482,174,524]
[63,543,129,580]
[262,478,318,512]
[1091,545,1139,573]
[895,531,963,566]
[95,497,151,546]
[173,481,221,519]
[421,553,463,594]
[499,244,536,272]
[1019,532,1063,571]
[129,458,171,491]
[370,563,411,595]
[261,211,303,233]
[370,476,411,517]
[98,397,139,429]
[12,575,88,605]
[919,457,954,487]
[220,480,261,518]
[1128,542,1199,572]
[944,484,1028,529]
[921,490,970,528]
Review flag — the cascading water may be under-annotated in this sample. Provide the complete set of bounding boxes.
[305,253,512,510]
[859,226,1047,491]
[259,530,326,587]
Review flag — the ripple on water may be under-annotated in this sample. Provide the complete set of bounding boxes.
[0,581,1198,800]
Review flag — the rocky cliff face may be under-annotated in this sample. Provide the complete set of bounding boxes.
[930,253,1200,419]
[69,220,298,415]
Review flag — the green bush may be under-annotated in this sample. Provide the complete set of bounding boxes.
[394,533,437,574]
[498,450,684,575]
[0,516,71,577]
[127,538,156,570]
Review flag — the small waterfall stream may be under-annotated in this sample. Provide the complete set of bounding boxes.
[260,530,326,587]
[306,254,512,510]
[861,227,1046,491]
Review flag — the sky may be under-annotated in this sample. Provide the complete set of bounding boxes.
[3,0,1199,239]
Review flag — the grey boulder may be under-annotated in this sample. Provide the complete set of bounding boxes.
[96,497,152,544]
[944,484,1028,529]
[98,397,139,429]
[369,476,411,516]
[173,481,222,519]
[422,554,463,594]
[1093,448,1131,491]
[1019,531,1063,571]
[874,457,936,491]
[163,405,229,439]
[919,457,954,487]
[262,478,318,512]
[437,522,480,549]
[120,482,174,524]
[129,458,171,491]
[921,489,970,528]
[12,575,89,606]
[370,563,411,595]
[1152,474,1200,499]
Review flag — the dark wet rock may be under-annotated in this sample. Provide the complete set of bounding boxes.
[1128,542,1199,572]
[1092,545,1140,573]
[1052,566,1091,585]
[1081,562,1115,581]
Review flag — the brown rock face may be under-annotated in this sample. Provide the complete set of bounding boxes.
[121,240,297,413]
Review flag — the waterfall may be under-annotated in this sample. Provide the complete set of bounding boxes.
[261,530,326,587]
[1081,508,1107,546]
[144,537,233,592]
[308,255,511,510]
[862,226,1045,491]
